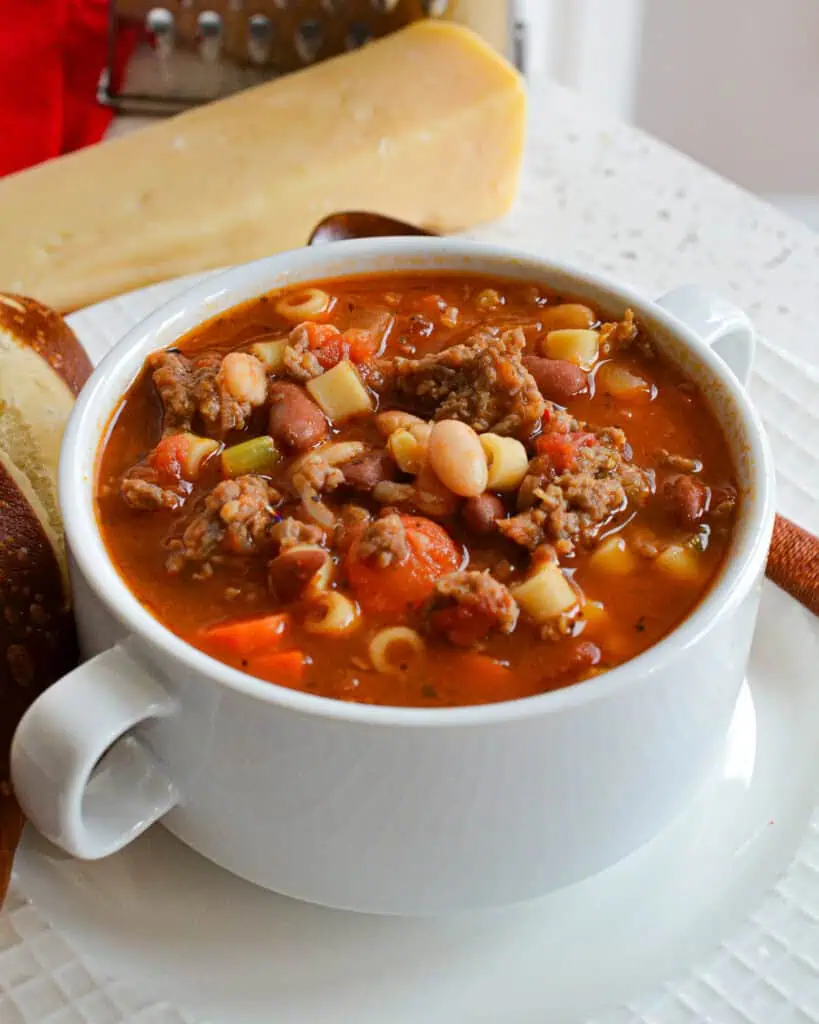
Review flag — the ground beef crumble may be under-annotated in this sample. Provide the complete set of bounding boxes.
[291,454,345,497]
[150,350,265,437]
[426,570,519,647]
[356,512,408,568]
[598,308,638,357]
[282,323,327,382]
[387,326,545,437]
[120,470,187,511]
[165,475,281,573]
[269,517,325,550]
[499,429,653,553]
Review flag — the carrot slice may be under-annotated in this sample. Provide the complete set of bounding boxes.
[345,515,461,615]
[250,649,306,688]
[199,613,291,657]
[449,653,513,702]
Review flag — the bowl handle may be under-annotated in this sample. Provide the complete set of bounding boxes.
[11,642,179,859]
[655,285,756,386]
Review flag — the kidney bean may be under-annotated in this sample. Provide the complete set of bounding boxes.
[663,474,708,528]
[462,493,505,535]
[267,546,329,602]
[342,449,398,492]
[268,381,328,452]
[540,641,601,685]
[523,356,589,404]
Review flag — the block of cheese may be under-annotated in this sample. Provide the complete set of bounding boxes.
[0,21,526,312]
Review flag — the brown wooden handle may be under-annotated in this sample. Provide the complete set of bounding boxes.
[766,514,819,616]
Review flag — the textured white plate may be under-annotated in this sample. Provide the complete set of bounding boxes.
[3,82,819,1023]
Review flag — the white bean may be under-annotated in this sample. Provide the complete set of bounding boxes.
[219,352,267,406]
[427,420,488,498]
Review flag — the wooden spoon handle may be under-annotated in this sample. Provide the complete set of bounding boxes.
[766,514,819,616]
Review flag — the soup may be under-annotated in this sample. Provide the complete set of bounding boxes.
[96,273,738,707]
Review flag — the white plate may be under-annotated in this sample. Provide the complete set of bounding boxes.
[2,271,818,1024]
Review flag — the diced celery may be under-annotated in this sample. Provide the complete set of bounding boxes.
[221,435,280,477]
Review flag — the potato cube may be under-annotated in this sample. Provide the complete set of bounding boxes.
[655,544,702,582]
[589,535,637,574]
[306,361,373,422]
[512,561,578,623]
[543,328,600,370]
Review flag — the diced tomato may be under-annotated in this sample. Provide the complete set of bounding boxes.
[150,434,188,479]
[250,649,306,688]
[199,613,291,657]
[303,323,344,369]
[345,516,461,615]
[535,431,596,473]
[343,328,379,364]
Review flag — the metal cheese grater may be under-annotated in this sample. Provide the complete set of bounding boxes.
[100,1,526,116]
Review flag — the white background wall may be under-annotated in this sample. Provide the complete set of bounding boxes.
[636,0,819,195]
[524,0,819,230]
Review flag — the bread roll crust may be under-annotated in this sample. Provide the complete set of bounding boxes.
[0,451,79,901]
[0,295,87,903]
[0,293,92,396]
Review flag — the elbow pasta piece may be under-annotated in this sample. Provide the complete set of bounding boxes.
[542,328,600,370]
[375,410,425,437]
[369,626,426,674]
[511,561,578,623]
[479,433,528,492]
[588,535,638,575]
[310,441,367,467]
[276,287,334,322]
[388,424,430,475]
[304,591,360,636]
[288,543,334,594]
[306,361,374,422]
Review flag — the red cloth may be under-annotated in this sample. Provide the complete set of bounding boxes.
[0,0,137,178]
